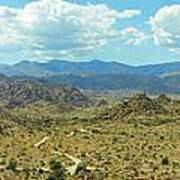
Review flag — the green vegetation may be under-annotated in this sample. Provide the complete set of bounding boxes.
[48,159,65,180]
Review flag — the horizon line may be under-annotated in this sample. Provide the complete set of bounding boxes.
[0,59,180,67]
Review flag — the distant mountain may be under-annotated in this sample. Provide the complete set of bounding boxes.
[41,60,136,75]
[12,61,52,76]
[136,62,180,77]
[0,60,179,93]
[0,60,179,77]
[37,73,178,93]
[3,60,136,77]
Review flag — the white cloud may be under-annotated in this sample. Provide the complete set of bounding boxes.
[0,0,141,60]
[149,5,180,53]
[117,9,141,19]
[170,48,180,55]
[120,27,146,45]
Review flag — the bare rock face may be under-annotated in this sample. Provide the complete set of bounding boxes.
[0,75,90,108]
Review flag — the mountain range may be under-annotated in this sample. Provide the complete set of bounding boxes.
[0,60,180,93]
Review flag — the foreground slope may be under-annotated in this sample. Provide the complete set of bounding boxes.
[0,94,179,179]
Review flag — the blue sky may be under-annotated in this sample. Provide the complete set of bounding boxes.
[0,0,179,65]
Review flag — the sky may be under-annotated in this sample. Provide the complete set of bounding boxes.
[0,0,179,65]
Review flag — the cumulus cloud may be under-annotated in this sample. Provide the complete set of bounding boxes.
[120,27,146,45]
[0,0,141,60]
[149,5,180,54]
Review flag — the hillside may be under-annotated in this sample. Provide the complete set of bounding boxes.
[0,75,90,108]
[0,92,180,179]
[37,74,176,93]
[104,93,180,123]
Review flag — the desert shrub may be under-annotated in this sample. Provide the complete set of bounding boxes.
[47,159,65,180]
[162,157,169,165]
[6,159,17,172]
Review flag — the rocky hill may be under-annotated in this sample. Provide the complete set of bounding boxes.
[0,75,90,108]
[100,93,180,124]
